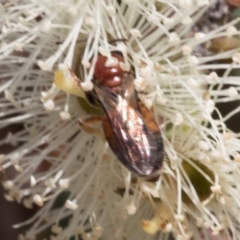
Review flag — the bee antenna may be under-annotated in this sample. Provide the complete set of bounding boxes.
[108,38,128,44]
[56,38,88,45]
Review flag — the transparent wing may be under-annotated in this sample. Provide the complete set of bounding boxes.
[94,73,137,112]
[94,74,163,179]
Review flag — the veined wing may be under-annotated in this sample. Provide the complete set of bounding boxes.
[94,74,163,178]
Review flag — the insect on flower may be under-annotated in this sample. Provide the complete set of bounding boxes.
[78,50,164,181]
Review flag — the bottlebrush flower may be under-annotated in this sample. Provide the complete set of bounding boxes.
[1,0,240,240]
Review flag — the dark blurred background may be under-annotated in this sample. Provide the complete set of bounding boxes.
[0,125,38,239]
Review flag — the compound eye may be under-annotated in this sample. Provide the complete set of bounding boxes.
[93,55,108,81]
[93,53,125,83]
[105,76,122,87]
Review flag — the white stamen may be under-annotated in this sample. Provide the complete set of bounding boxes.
[6,132,18,146]
[23,198,33,209]
[187,55,199,66]
[67,6,77,17]
[80,81,93,91]
[126,203,137,215]
[3,180,14,190]
[121,166,131,180]
[140,182,159,197]
[45,178,56,189]
[204,99,215,113]
[211,150,225,161]
[232,52,240,64]
[234,154,240,162]
[168,32,180,43]
[172,113,183,125]
[227,87,238,99]
[0,41,7,49]
[206,72,218,85]
[134,77,147,92]
[155,63,164,72]
[58,63,68,70]
[168,65,180,76]
[14,164,23,172]
[106,5,116,16]
[124,0,138,3]
[30,175,37,187]
[219,196,226,205]
[43,100,55,112]
[18,16,27,25]
[40,19,51,33]
[65,199,78,210]
[156,95,167,105]
[147,14,159,25]
[38,60,53,71]
[4,90,21,108]
[181,16,192,25]
[163,17,174,26]
[139,64,153,78]
[199,154,211,164]
[198,140,210,152]
[194,32,206,40]
[196,218,204,227]
[116,42,127,53]
[197,0,209,6]
[81,60,91,68]
[98,47,108,56]
[119,62,130,71]
[2,25,8,34]
[223,131,234,140]
[84,17,95,26]
[4,194,14,202]
[14,42,23,52]
[174,214,185,222]
[226,26,237,38]
[140,94,154,109]
[164,223,173,232]
[105,57,118,67]
[59,178,70,189]
[182,45,192,56]
[41,91,50,101]
[33,194,44,206]
[10,153,19,165]
[187,78,199,88]
[130,28,142,38]
[60,111,71,121]
[179,0,193,9]
[211,185,222,194]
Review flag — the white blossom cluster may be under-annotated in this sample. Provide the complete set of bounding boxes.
[1,0,240,240]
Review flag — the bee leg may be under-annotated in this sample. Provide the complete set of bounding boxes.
[79,116,105,139]
[138,101,160,133]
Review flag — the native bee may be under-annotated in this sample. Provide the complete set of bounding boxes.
[80,52,164,181]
